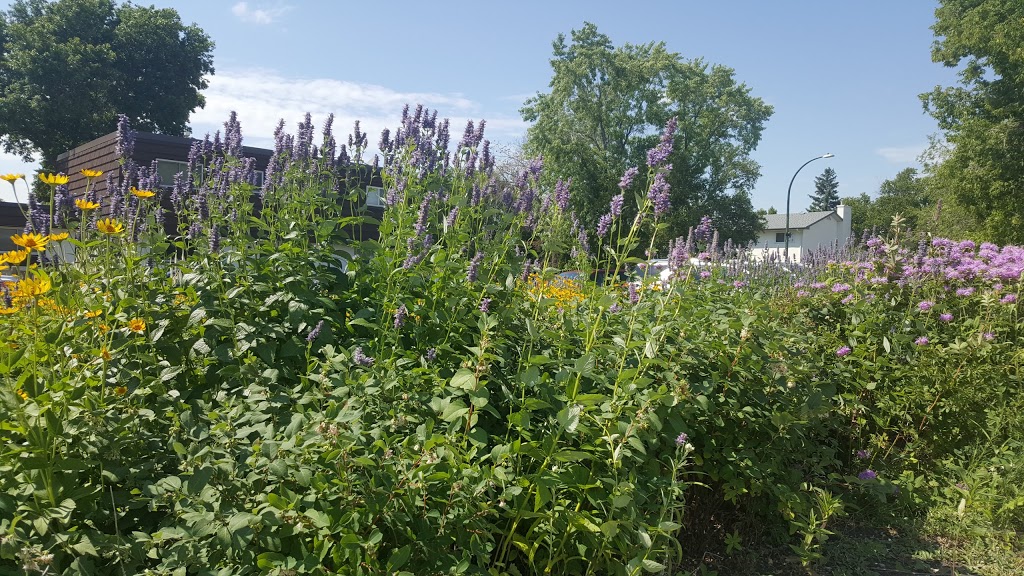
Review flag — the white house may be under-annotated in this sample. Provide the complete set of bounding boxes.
[749,204,851,263]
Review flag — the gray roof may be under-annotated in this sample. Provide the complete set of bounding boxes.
[763,211,837,230]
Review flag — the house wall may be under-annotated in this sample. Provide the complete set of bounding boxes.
[751,229,803,262]
[802,215,842,257]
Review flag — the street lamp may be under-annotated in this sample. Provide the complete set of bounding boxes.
[784,153,834,260]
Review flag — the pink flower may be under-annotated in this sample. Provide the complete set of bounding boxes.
[836,346,852,357]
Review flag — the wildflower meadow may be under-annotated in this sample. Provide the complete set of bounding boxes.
[0,108,1021,575]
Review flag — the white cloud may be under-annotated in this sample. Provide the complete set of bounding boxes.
[876,144,926,164]
[231,2,291,25]
[189,68,527,155]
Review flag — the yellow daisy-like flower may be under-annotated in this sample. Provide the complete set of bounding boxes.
[16,389,28,400]
[130,187,155,198]
[80,168,103,178]
[98,323,110,333]
[84,309,102,319]
[48,232,69,242]
[114,386,127,396]
[11,232,48,252]
[75,199,100,211]
[1,173,24,183]
[96,218,125,235]
[2,249,29,265]
[127,317,146,333]
[16,276,51,297]
[0,305,19,315]
[38,173,69,186]
[100,347,112,361]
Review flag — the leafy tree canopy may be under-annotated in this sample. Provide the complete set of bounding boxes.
[521,22,772,249]
[807,167,840,212]
[921,0,1024,243]
[0,0,215,167]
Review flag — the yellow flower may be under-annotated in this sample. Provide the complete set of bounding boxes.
[84,309,102,319]
[96,218,125,235]
[75,199,100,211]
[80,168,103,178]
[127,317,146,333]
[38,173,69,186]
[2,249,29,265]
[16,389,28,400]
[16,276,51,297]
[48,232,69,242]
[114,386,127,396]
[1,173,24,183]
[11,232,48,252]
[130,187,155,199]
[98,323,110,333]
[100,347,111,361]
[0,306,19,315]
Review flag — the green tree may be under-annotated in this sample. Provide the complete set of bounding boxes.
[841,169,929,238]
[921,0,1024,243]
[0,0,214,169]
[839,192,874,240]
[807,167,839,212]
[521,22,772,248]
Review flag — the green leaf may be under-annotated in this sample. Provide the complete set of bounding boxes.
[642,559,666,573]
[450,368,477,391]
[387,545,412,570]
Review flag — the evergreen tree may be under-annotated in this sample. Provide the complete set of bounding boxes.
[807,167,839,211]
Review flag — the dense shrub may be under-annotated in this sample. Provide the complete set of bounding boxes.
[0,109,1020,575]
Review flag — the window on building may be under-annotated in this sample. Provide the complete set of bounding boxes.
[156,159,189,188]
[252,170,265,187]
[775,232,789,243]
[366,186,386,207]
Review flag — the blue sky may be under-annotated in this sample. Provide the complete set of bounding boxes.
[2,0,961,212]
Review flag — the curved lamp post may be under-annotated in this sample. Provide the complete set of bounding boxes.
[784,153,834,260]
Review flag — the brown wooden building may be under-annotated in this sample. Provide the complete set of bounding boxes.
[55,131,273,198]
[55,131,385,240]
[0,201,28,253]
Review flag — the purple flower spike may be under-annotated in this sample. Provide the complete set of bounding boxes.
[394,304,408,329]
[597,213,612,237]
[306,319,324,342]
[646,117,677,167]
[694,216,714,243]
[479,298,491,313]
[619,167,639,190]
[858,469,878,481]
[939,313,953,322]
[918,300,934,311]
[353,347,375,367]
[675,432,688,446]
[648,172,671,217]
[836,346,852,357]
[610,193,624,218]
[915,336,929,346]
[554,178,571,212]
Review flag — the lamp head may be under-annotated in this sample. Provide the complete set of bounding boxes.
[821,153,835,159]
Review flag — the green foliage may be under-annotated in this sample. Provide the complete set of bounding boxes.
[842,168,934,238]
[921,0,1024,243]
[0,0,214,166]
[521,22,771,249]
[0,111,1021,575]
[807,167,840,212]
